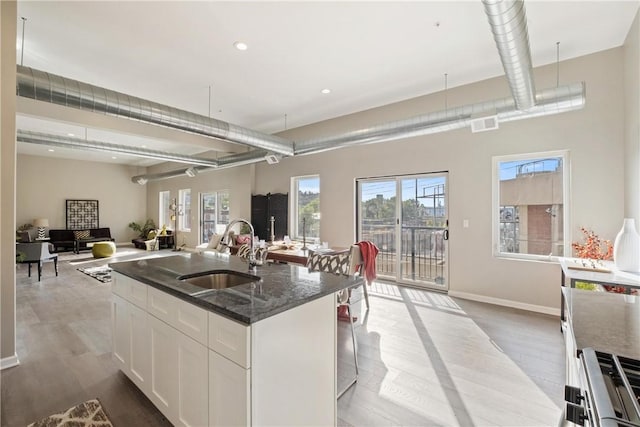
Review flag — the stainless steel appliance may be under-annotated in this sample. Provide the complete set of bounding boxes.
[564,347,640,426]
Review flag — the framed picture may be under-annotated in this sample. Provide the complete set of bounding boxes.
[66,199,99,229]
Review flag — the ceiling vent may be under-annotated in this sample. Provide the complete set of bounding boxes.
[470,116,499,133]
[185,167,198,177]
[264,153,281,164]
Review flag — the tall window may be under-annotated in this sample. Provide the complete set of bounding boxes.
[179,189,191,231]
[159,191,171,228]
[200,190,230,243]
[291,175,320,240]
[493,151,569,260]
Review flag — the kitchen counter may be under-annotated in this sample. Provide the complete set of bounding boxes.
[110,251,363,324]
[562,287,640,360]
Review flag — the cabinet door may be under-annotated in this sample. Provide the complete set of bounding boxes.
[251,194,268,241]
[209,350,250,427]
[111,294,130,371]
[269,193,288,240]
[129,303,150,392]
[176,333,209,427]
[148,314,178,418]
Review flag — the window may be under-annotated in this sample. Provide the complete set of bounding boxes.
[291,175,320,240]
[200,190,230,243]
[178,189,191,231]
[159,191,171,229]
[493,151,569,260]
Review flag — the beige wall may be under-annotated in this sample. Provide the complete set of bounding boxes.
[1,1,17,363]
[252,47,626,313]
[624,10,640,226]
[145,163,254,248]
[16,155,147,243]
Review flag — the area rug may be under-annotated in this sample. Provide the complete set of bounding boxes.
[77,265,112,283]
[28,398,114,427]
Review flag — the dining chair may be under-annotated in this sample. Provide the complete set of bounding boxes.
[16,242,58,281]
[306,249,359,398]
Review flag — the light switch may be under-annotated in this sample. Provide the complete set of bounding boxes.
[463,219,469,228]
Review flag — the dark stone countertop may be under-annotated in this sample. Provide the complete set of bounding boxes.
[563,287,640,359]
[110,252,363,325]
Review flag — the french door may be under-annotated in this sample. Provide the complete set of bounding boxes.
[200,191,230,244]
[357,173,449,291]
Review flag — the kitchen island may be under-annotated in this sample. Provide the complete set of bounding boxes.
[110,251,363,427]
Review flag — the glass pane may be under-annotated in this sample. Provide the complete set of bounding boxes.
[400,177,447,286]
[296,177,320,239]
[201,192,216,243]
[498,157,564,256]
[217,191,230,234]
[359,180,396,278]
[159,191,171,228]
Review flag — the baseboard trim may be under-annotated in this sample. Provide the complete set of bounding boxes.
[1,354,20,370]
[448,290,560,317]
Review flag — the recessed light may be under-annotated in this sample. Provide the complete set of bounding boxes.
[141,145,147,148]
[111,156,117,160]
[47,149,55,152]
[234,41,248,51]
[321,89,331,94]
[67,133,74,137]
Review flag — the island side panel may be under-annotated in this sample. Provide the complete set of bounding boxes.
[251,293,337,426]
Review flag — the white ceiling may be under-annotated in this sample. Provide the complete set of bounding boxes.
[15,1,640,166]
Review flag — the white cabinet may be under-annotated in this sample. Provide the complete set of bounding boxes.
[113,272,338,427]
[111,294,130,371]
[209,350,250,427]
[148,313,178,417]
[148,299,208,427]
[176,332,209,427]
[111,292,150,391]
[128,302,150,390]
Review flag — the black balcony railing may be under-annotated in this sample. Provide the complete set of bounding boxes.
[361,224,446,284]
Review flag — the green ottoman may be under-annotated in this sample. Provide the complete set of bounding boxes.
[92,241,116,258]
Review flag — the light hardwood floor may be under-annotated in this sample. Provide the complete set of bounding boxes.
[2,249,564,426]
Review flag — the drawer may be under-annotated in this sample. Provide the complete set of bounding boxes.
[208,312,250,368]
[148,286,208,345]
[112,273,147,309]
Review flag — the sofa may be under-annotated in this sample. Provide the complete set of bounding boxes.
[49,228,114,253]
[132,230,174,250]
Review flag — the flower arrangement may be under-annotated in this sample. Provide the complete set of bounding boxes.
[571,227,613,260]
[572,227,634,294]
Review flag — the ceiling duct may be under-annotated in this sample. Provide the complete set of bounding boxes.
[16,65,294,156]
[131,82,585,183]
[17,130,220,168]
[482,0,536,110]
[294,83,584,155]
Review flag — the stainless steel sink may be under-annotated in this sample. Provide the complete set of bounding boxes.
[178,270,260,292]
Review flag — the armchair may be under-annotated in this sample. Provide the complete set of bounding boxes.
[16,242,58,281]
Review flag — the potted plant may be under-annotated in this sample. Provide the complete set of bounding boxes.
[128,219,157,239]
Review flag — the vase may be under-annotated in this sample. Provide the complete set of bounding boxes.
[613,218,640,272]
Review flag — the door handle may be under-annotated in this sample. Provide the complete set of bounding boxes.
[443,229,449,241]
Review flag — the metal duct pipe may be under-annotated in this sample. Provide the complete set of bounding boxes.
[294,83,585,155]
[130,168,200,184]
[17,130,220,168]
[130,82,585,183]
[482,0,536,110]
[129,150,271,183]
[16,65,294,156]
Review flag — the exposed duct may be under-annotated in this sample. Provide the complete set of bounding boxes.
[294,83,585,155]
[129,149,271,184]
[17,130,220,168]
[16,65,294,156]
[18,0,587,185]
[482,0,537,110]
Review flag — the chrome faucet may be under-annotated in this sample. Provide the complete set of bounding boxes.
[221,219,257,267]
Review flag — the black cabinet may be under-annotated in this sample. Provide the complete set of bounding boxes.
[251,193,288,241]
